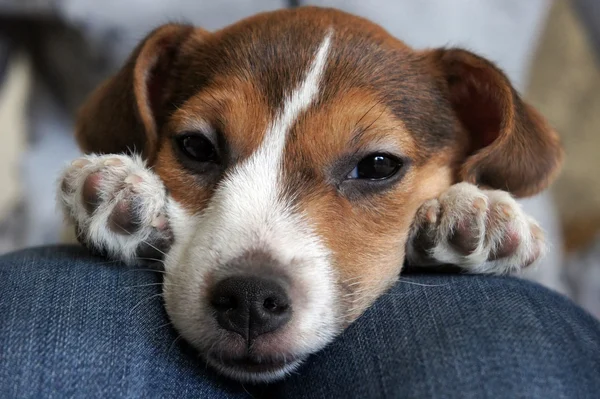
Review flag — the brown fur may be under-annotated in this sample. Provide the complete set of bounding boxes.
[76,23,200,162]
[427,48,564,197]
[74,7,563,323]
[155,80,271,211]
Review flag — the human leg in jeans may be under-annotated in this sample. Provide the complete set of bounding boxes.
[1,246,599,398]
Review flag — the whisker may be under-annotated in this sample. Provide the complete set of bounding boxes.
[111,221,168,258]
[93,259,127,266]
[354,99,382,129]
[126,268,168,274]
[122,282,165,289]
[139,238,167,257]
[398,278,448,287]
[123,281,188,291]
[363,107,385,133]
[134,257,166,264]
[350,98,386,146]
[129,293,164,315]
[168,335,183,355]
[151,321,174,331]
[241,384,254,398]
[204,341,220,370]
[112,220,134,235]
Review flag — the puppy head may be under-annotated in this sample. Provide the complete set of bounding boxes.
[77,7,562,382]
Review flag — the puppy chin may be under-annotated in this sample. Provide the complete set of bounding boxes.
[174,320,333,383]
[206,353,306,383]
[162,202,342,382]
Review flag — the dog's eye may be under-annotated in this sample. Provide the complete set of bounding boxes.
[347,154,402,180]
[177,134,218,163]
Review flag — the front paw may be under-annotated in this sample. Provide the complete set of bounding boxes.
[58,154,173,264]
[407,183,544,274]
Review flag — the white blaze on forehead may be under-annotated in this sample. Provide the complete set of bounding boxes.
[265,29,334,160]
[165,31,340,363]
[203,30,334,261]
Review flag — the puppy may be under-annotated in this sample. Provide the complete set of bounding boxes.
[57,7,562,382]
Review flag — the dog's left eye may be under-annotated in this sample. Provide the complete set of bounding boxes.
[176,134,218,163]
[347,154,402,180]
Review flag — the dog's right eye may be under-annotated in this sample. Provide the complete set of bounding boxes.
[176,134,219,163]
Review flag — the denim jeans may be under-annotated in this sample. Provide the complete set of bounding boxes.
[1,246,599,398]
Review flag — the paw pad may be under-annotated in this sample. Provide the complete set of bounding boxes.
[58,154,172,264]
[82,172,103,214]
[407,183,546,274]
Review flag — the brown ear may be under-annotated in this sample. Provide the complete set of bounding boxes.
[75,24,197,163]
[430,48,563,197]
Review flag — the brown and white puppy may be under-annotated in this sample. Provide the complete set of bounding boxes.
[57,7,562,382]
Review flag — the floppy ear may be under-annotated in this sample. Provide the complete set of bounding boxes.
[429,48,563,197]
[75,23,197,163]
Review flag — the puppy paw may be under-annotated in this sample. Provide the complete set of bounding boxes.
[406,182,544,274]
[58,154,173,264]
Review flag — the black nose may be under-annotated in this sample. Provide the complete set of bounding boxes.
[210,276,292,340]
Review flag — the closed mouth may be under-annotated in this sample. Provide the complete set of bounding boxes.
[208,353,305,381]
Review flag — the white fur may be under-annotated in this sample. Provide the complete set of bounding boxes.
[406,182,545,275]
[58,153,168,263]
[164,32,338,381]
[56,31,544,383]
[58,34,338,382]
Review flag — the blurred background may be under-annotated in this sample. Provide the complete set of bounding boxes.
[0,0,599,317]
